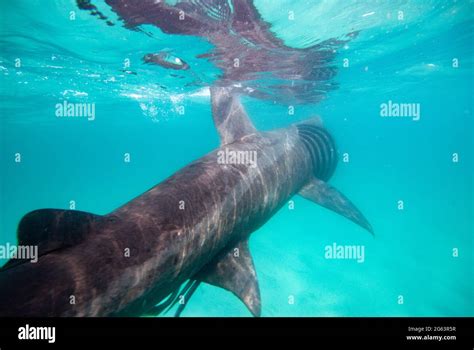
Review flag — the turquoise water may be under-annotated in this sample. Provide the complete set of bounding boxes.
[0,0,472,316]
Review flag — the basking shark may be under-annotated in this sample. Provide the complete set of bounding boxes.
[0,88,372,317]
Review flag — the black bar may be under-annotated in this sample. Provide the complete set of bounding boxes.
[0,317,472,346]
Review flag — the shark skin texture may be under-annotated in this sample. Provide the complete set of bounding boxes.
[0,87,372,317]
[0,1,368,317]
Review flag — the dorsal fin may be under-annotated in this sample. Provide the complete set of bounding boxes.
[197,240,261,316]
[18,209,101,256]
[1,209,101,270]
[210,86,257,145]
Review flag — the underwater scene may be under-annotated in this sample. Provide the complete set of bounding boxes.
[0,0,472,317]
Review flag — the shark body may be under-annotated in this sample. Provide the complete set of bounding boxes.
[0,88,372,316]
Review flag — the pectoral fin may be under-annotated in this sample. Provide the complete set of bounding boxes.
[197,240,261,316]
[299,178,374,235]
